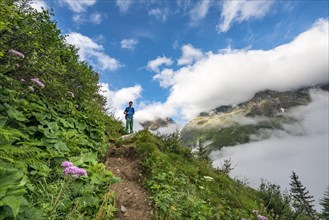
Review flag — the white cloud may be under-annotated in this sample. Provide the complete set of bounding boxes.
[121,38,138,50]
[90,12,103,24]
[116,0,133,13]
[72,12,103,25]
[99,82,179,131]
[210,90,329,210]
[72,14,85,24]
[218,0,274,33]
[177,44,204,65]
[148,8,170,22]
[30,0,48,12]
[190,0,211,24]
[143,19,328,122]
[153,69,175,88]
[60,0,97,13]
[65,32,121,71]
[147,56,173,73]
[99,83,142,119]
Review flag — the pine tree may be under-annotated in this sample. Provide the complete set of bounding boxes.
[289,171,316,219]
[320,186,329,220]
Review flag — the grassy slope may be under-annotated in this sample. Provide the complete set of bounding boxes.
[119,131,270,220]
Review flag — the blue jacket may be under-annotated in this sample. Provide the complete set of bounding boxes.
[124,107,134,119]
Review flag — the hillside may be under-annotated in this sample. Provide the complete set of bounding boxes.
[0,2,325,220]
[0,2,123,219]
[180,86,328,154]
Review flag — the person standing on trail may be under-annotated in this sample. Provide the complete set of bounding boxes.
[124,101,135,134]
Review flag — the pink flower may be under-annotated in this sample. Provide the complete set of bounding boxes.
[257,215,268,220]
[64,165,87,178]
[68,91,74,97]
[31,78,45,89]
[76,168,87,176]
[28,86,34,92]
[61,161,73,168]
[8,49,25,58]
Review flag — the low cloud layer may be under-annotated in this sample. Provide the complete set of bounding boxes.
[210,90,329,210]
[146,19,328,121]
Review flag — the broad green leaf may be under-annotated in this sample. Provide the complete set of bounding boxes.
[0,195,26,218]
[7,107,27,122]
[54,141,69,153]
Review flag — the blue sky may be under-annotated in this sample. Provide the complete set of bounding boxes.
[31,0,329,126]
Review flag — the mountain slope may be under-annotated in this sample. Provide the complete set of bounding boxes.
[180,86,327,153]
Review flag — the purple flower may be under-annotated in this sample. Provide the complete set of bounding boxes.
[76,168,87,176]
[8,49,25,58]
[257,215,268,220]
[61,161,73,168]
[64,166,87,178]
[68,91,74,97]
[241,218,246,220]
[28,86,34,92]
[31,78,45,89]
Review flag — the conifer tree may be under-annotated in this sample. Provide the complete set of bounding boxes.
[289,171,316,219]
[320,186,329,220]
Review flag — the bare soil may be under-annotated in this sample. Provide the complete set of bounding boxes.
[106,144,154,220]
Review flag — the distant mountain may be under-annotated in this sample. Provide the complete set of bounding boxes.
[140,117,175,131]
[180,85,328,154]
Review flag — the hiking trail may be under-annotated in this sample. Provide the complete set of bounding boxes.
[106,141,154,220]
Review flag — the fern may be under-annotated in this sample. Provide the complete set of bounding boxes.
[0,144,47,172]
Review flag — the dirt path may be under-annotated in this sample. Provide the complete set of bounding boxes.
[106,144,154,220]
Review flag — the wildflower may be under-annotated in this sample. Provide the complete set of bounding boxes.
[20,79,25,82]
[68,91,74,97]
[241,218,246,220]
[64,166,87,178]
[257,215,268,220]
[31,78,45,89]
[252,210,259,214]
[203,176,214,181]
[76,167,87,176]
[28,86,34,92]
[8,49,25,58]
[61,161,73,168]
[16,64,20,68]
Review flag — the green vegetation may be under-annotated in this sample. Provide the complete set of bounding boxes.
[289,172,316,219]
[122,131,268,220]
[0,1,123,219]
[181,119,286,152]
[319,186,329,219]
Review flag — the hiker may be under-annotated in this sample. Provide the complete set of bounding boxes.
[124,101,135,134]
